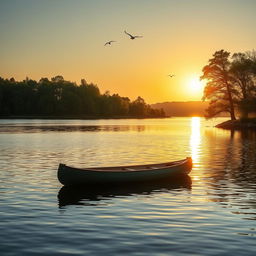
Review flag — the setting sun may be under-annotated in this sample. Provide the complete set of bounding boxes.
[186,76,205,96]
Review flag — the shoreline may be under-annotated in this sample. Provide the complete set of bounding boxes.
[0,115,169,120]
[216,119,256,130]
[0,115,228,120]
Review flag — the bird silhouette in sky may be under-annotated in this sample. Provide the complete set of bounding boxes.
[124,30,143,40]
[168,74,175,78]
[104,40,116,46]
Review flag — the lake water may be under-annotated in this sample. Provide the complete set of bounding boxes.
[0,117,255,255]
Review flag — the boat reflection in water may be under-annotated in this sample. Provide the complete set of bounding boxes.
[58,174,192,208]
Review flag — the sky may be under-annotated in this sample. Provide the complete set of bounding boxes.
[0,0,256,104]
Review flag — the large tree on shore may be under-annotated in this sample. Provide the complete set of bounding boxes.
[201,50,236,120]
[230,51,256,118]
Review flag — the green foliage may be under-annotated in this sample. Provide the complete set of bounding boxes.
[0,76,165,118]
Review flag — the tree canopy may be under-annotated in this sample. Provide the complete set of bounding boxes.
[0,76,165,118]
[201,50,256,119]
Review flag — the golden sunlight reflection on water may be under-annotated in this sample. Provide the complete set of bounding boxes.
[1,118,256,256]
[190,117,201,164]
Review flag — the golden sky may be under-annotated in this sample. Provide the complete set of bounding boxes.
[0,0,255,103]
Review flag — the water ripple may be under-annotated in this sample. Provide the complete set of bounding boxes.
[0,118,256,255]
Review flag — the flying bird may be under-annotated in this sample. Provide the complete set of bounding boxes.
[104,40,116,46]
[124,30,143,40]
[168,74,175,78]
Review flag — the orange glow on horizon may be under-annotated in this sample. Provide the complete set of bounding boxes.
[1,2,254,103]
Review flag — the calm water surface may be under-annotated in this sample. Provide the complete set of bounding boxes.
[0,117,255,255]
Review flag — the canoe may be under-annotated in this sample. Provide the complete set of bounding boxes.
[57,157,192,186]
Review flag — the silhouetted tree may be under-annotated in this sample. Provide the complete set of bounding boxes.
[0,76,164,118]
[201,50,237,120]
[51,75,64,83]
[130,96,147,117]
[230,51,256,118]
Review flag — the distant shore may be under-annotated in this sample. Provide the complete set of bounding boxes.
[0,115,169,120]
[216,119,256,130]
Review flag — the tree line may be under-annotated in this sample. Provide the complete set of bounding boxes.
[0,76,165,118]
[201,50,256,120]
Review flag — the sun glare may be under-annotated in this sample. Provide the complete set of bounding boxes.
[186,76,205,96]
[190,117,201,163]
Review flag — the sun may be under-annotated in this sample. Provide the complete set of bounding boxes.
[186,75,205,96]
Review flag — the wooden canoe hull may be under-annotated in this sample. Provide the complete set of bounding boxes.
[57,157,192,186]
